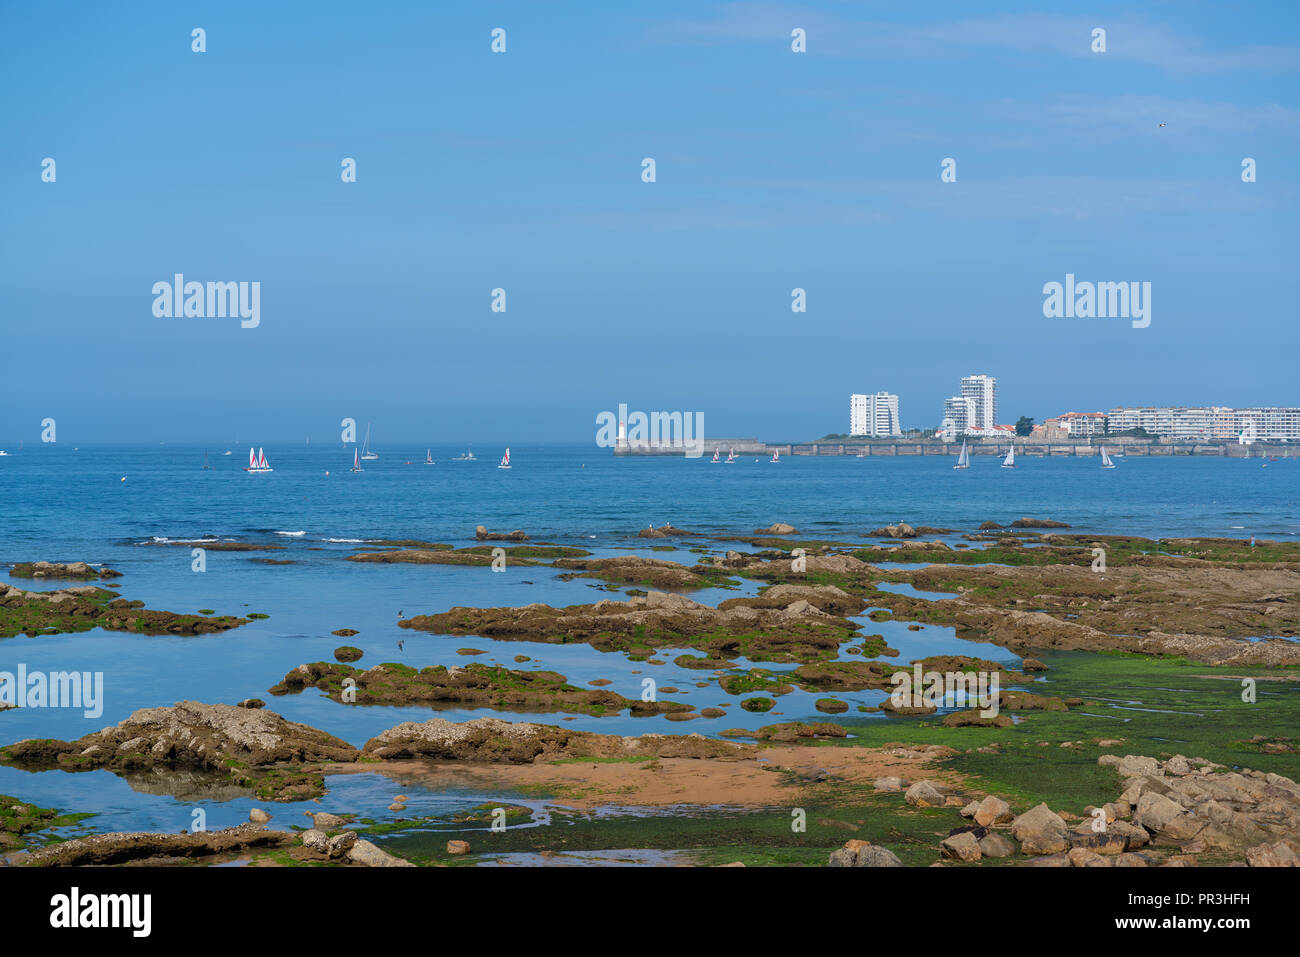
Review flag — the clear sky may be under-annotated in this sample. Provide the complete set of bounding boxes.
[3,1,1297,445]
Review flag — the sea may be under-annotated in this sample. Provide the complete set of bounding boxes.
[0,443,1295,842]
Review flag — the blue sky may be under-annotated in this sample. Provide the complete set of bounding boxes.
[3,1,1297,444]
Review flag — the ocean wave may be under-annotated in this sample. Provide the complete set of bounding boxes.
[322,538,370,543]
[275,530,307,537]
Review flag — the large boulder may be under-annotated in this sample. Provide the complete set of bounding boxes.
[828,839,903,867]
[869,523,917,539]
[1011,803,1069,855]
[346,839,415,867]
[978,832,1016,858]
[904,781,946,807]
[1135,792,1186,833]
[973,795,1013,827]
[940,831,982,862]
[1245,841,1299,867]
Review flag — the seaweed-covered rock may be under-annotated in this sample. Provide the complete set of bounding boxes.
[360,716,753,763]
[10,562,121,580]
[0,701,358,800]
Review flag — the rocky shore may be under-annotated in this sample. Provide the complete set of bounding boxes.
[833,753,1300,868]
[4,526,1298,868]
[0,579,248,639]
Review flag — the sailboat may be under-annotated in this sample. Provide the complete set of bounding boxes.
[424,449,434,465]
[725,447,736,464]
[360,424,379,460]
[711,449,720,463]
[453,448,476,461]
[245,447,272,473]
[202,450,211,470]
[1100,446,1117,469]
[953,440,970,470]
[770,448,780,463]
[1000,446,1016,469]
[350,448,363,472]
[498,448,512,470]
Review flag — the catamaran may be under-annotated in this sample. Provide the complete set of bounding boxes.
[453,448,476,461]
[350,448,363,472]
[1000,446,1016,469]
[245,447,272,473]
[1100,446,1116,469]
[953,440,970,470]
[498,448,512,470]
[770,448,780,463]
[711,449,720,463]
[725,447,736,464]
[360,423,379,460]
[424,449,434,465]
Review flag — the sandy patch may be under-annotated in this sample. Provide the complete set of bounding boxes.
[328,743,963,809]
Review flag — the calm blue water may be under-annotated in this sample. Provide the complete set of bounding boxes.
[0,443,1295,836]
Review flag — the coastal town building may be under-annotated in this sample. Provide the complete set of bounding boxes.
[850,392,902,437]
[1045,411,1108,436]
[960,375,998,432]
[940,395,975,439]
[1107,406,1300,442]
[940,374,1000,439]
[1032,421,1069,441]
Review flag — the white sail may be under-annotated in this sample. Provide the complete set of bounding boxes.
[1101,446,1115,468]
[248,447,256,468]
[258,448,268,469]
[1001,446,1015,468]
[499,448,511,469]
[955,441,969,469]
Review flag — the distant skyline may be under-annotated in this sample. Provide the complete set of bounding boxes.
[3,1,1298,443]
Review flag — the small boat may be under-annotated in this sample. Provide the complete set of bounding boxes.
[1000,446,1016,469]
[953,440,970,470]
[350,448,363,472]
[1100,446,1117,469]
[770,449,780,463]
[245,447,273,473]
[725,447,736,464]
[202,450,211,470]
[711,449,720,463]
[360,423,379,460]
[222,450,232,456]
[498,448,512,470]
[453,448,476,461]
[0,451,7,456]
[425,449,435,465]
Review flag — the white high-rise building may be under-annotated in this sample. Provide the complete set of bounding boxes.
[850,394,868,436]
[960,375,998,433]
[850,392,902,437]
[942,396,976,439]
